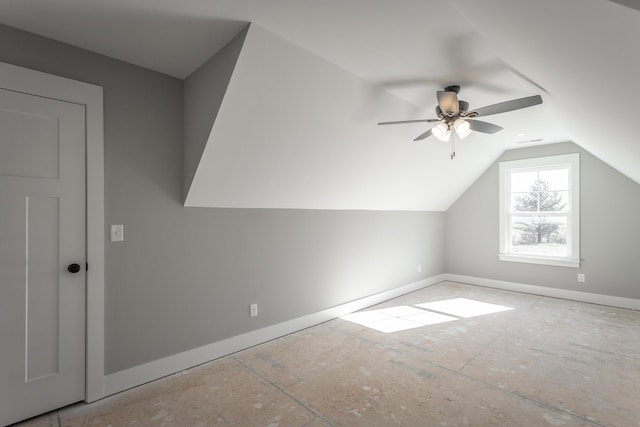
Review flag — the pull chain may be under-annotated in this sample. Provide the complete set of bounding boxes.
[450,124,456,159]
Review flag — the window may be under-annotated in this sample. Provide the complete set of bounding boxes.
[499,153,580,267]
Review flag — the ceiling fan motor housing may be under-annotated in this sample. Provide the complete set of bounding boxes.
[444,85,460,94]
[437,101,469,122]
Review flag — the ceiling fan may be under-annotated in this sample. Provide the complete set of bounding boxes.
[379,85,543,159]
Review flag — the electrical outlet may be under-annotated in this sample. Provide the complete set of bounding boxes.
[250,304,258,317]
[417,265,422,273]
[577,273,585,283]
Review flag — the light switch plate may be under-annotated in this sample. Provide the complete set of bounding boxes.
[111,224,124,242]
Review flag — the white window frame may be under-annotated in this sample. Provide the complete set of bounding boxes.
[499,153,580,268]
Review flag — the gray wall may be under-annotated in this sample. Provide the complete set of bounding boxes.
[446,142,640,300]
[0,24,445,374]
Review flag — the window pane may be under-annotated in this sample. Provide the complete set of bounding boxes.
[510,216,567,257]
[539,168,568,191]
[510,171,538,193]
[511,183,568,213]
[539,191,568,212]
[511,192,538,211]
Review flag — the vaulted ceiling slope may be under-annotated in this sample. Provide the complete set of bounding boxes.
[1,0,638,211]
[454,0,640,192]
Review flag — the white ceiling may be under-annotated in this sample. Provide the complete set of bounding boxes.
[1,0,638,210]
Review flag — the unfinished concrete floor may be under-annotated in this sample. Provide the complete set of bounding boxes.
[15,282,640,427]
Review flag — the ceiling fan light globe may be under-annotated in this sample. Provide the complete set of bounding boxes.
[454,119,472,140]
[458,131,471,140]
[432,123,450,142]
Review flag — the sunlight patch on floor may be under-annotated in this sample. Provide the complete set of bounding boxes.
[341,299,513,333]
[341,305,457,333]
[415,298,514,318]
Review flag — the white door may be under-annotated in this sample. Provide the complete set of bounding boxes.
[0,87,86,425]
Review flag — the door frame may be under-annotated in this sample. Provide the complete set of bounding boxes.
[0,61,105,402]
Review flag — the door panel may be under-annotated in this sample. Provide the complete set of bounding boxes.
[27,196,61,381]
[0,107,60,179]
[0,88,86,425]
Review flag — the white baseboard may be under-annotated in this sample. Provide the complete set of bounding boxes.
[103,274,447,397]
[444,274,640,311]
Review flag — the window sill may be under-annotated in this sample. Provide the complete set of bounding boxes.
[498,253,581,268]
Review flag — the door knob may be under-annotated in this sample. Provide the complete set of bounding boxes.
[67,263,81,273]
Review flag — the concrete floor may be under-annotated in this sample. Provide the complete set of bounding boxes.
[15,282,640,426]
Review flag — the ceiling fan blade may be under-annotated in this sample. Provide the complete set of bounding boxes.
[413,129,433,141]
[470,95,542,117]
[468,119,503,134]
[378,119,437,125]
[437,91,459,115]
